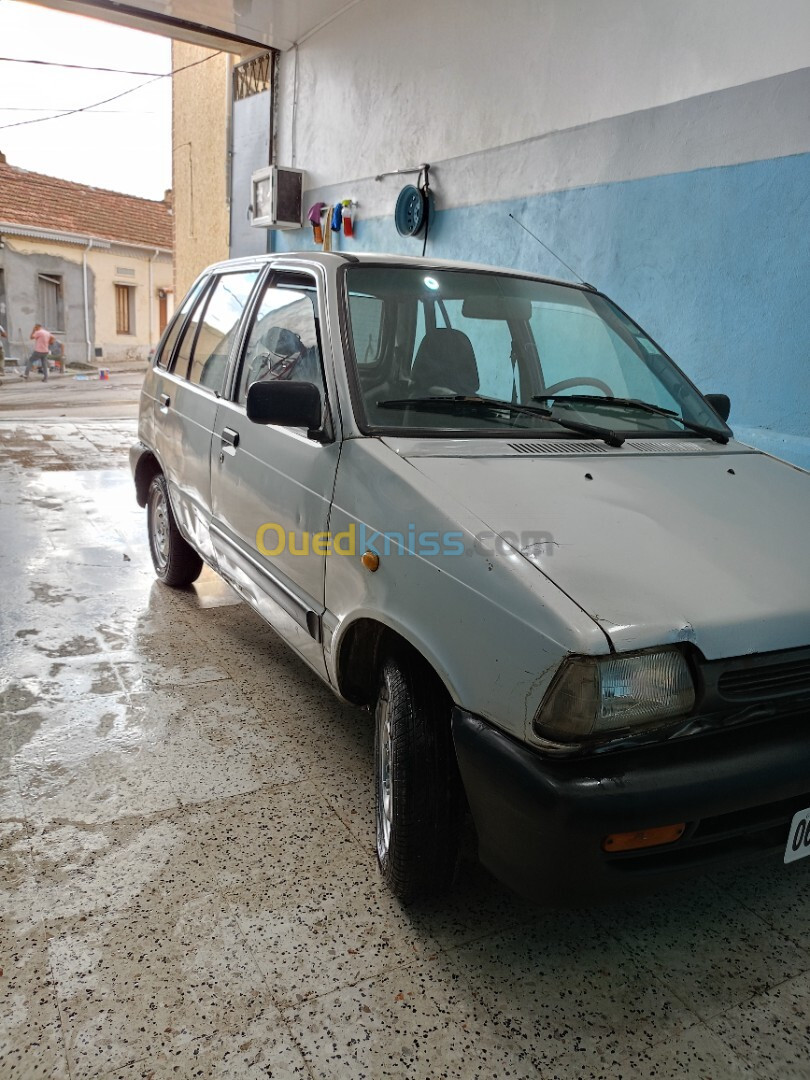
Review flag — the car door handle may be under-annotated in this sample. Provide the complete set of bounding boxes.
[159,393,170,408]
[220,427,240,449]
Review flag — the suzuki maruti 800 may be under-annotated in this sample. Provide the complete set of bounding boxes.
[132,253,810,903]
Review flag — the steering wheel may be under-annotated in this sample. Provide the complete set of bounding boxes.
[540,377,614,397]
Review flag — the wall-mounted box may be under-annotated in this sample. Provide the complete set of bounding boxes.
[251,166,304,229]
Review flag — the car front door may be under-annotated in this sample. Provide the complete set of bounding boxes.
[152,268,260,564]
[209,268,340,676]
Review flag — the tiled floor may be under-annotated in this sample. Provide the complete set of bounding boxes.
[1,418,809,1079]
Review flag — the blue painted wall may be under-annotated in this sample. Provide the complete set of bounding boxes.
[275,152,810,469]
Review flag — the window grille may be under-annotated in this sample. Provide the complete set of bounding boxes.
[233,53,271,101]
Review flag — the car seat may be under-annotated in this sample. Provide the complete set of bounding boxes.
[410,328,479,396]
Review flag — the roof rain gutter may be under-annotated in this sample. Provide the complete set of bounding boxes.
[83,239,93,367]
[0,222,111,250]
[0,222,170,256]
[148,248,160,347]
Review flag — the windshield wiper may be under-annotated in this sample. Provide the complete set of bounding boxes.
[376,395,625,447]
[533,394,729,444]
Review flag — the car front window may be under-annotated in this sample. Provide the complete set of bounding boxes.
[237,278,324,405]
[344,266,728,438]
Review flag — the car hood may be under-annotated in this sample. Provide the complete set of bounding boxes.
[391,440,810,658]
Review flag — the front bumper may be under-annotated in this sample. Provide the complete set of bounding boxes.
[452,707,810,904]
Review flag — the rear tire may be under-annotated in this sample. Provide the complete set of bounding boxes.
[146,473,203,587]
[374,650,463,902]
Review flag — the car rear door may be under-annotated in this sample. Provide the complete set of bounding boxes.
[151,268,261,564]
[209,266,341,677]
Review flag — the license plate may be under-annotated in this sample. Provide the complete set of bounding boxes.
[784,808,810,864]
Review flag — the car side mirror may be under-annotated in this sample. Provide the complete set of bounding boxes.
[704,393,731,422]
[246,380,323,434]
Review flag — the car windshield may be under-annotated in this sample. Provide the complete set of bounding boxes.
[344,266,730,439]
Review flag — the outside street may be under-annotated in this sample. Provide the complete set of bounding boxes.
[0,369,143,421]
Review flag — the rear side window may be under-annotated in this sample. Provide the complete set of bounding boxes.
[155,277,205,369]
[172,270,258,392]
[188,272,258,393]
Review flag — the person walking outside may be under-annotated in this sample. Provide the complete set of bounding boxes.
[25,323,54,381]
[0,321,6,377]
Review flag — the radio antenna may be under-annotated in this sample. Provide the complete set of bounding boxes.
[508,213,594,288]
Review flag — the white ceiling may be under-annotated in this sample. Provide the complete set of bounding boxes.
[27,0,360,52]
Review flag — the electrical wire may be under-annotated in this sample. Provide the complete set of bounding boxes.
[0,50,222,132]
[0,56,169,76]
[419,164,431,256]
[0,107,159,114]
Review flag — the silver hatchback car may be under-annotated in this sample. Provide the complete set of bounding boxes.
[132,252,810,904]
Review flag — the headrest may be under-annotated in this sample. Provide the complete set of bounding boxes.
[261,326,303,357]
[410,327,479,394]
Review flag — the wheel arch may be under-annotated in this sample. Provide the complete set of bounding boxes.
[335,616,455,709]
[133,449,163,508]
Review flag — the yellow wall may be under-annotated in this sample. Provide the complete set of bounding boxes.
[172,41,232,298]
[88,246,172,360]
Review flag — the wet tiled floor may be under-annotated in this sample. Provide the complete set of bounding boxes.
[2,419,809,1078]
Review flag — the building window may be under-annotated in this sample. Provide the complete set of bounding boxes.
[233,53,271,100]
[115,284,135,335]
[38,274,64,331]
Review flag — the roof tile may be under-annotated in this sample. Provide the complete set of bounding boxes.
[0,162,173,249]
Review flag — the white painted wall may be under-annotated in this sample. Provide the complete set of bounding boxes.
[277,0,810,187]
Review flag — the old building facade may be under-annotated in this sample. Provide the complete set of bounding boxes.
[0,155,173,369]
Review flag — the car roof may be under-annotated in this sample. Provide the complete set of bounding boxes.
[202,250,591,292]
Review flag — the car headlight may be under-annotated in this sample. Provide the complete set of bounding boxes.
[533,648,695,745]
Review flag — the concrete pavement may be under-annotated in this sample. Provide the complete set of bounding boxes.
[0,368,143,420]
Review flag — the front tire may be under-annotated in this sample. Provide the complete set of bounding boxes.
[374,651,463,902]
[146,473,203,587]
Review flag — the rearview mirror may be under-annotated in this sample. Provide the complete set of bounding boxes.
[704,393,731,422]
[461,295,532,321]
[246,380,323,433]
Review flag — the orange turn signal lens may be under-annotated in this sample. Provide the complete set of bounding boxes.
[602,823,686,853]
[361,550,380,572]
